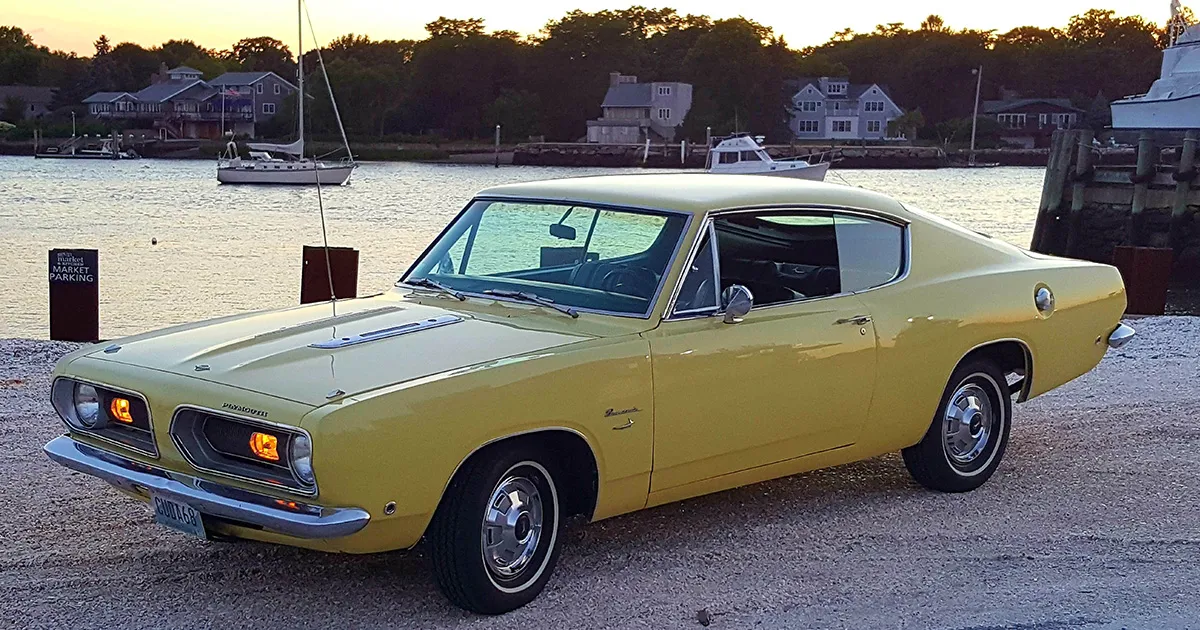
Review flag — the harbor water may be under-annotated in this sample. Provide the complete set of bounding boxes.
[0,157,1045,339]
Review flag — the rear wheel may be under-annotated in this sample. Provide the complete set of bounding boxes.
[429,445,563,614]
[902,359,1011,493]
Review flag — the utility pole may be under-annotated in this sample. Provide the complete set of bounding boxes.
[969,65,983,167]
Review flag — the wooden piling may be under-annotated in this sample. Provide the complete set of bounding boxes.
[1065,130,1096,257]
[1032,130,1075,253]
[1128,131,1157,246]
[1170,130,1198,254]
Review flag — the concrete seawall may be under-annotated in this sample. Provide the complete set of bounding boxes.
[513,143,948,169]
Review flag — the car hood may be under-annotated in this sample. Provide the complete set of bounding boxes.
[86,294,590,406]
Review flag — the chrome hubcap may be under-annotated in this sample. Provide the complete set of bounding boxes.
[942,383,994,465]
[481,475,543,578]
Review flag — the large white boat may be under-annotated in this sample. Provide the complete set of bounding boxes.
[706,134,830,181]
[217,0,355,185]
[1111,2,1200,129]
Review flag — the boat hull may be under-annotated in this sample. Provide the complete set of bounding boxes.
[1112,93,1200,129]
[217,164,355,185]
[709,162,829,182]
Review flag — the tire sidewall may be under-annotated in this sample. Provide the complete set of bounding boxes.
[939,370,1009,478]
[481,460,560,595]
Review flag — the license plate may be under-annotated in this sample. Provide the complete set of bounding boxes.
[151,494,207,539]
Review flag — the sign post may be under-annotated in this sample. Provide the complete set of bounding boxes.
[48,249,99,342]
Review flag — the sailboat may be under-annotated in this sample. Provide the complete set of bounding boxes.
[217,0,356,185]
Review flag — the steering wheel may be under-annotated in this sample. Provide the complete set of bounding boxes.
[599,266,659,298]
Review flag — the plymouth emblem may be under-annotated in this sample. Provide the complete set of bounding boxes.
[221,403,268,418]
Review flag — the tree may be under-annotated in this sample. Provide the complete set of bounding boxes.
[920,15,948,33]
[425,17,486,38]
[889,108,925,140]
[1,96,25,123]
[93,35,111,56]
[230,37,294,78]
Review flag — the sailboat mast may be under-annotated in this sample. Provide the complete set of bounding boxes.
[297,0,304,159]
[969,65,983,166]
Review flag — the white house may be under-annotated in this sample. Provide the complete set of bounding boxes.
[587,72,693,144]
[788,77,904,141]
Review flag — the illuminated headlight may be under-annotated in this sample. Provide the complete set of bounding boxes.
[73,383,102,428]
[290,434,315,485]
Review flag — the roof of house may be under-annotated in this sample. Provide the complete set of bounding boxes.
[168,66,202,74]
[789,78,896,102]
[0,85,57,104]
[983,98,1084,114]
[132,79,206,103]
[82,91,134,104]
[210,71,297,90]
[602,83,654,108]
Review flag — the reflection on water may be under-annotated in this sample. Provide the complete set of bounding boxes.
[0,157,1043,338]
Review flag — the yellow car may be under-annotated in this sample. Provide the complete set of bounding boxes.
[45,174,1133,614]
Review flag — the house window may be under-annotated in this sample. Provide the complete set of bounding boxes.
[657,108,671,120]
[866,120,882,133]
[658,85,671,96]
[864,101,885,112]
[256,83,264,94]
[797,120,820,133]
[998,113,1027,129]
[832,120,853,133]
[274,83,281,95]
[262,103,276,114]
[827,83,847,95]
[800,101,819,112]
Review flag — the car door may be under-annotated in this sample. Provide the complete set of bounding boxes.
[645,209,906,494]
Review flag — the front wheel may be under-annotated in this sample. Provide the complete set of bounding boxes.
[429,445,563,614]
[902,359,1012,493]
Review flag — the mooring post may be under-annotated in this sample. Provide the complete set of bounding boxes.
[494,124,501,168]
[1065,130,1096,257]
[1129,131,1157,246]
[1170,130,1198,254]
[1032,130,1073,253]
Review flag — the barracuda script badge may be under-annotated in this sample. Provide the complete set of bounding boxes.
[222,403,269,418]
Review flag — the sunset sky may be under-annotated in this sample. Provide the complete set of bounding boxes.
[9,1,1179,55]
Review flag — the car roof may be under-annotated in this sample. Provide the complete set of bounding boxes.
[476,173,912,219]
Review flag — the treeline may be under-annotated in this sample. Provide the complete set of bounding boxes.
[0,7,1173,142]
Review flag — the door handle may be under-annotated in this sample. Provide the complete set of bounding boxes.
[835,315,872,326]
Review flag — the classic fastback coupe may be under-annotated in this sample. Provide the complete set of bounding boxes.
[45,174,1134,614]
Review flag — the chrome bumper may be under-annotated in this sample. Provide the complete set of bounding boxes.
[44,436,370,539]
[1108,323,1136,349]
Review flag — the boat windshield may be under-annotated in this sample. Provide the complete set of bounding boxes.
[404,199,689,317]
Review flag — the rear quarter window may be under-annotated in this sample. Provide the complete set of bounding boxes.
[834,216,905,292]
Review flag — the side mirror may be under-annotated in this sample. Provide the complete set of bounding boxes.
[722,285,754,324]
[549,223,577,241]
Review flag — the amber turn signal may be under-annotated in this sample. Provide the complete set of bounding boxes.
[249,432,280,461]
[109,397,134,423]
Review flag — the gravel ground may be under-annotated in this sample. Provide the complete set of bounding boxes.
[2,317,1198,630]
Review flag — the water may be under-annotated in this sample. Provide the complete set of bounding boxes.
[0,157,1045,339]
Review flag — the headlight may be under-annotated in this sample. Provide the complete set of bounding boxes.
[290,434,314,485]
[73,383,102,428]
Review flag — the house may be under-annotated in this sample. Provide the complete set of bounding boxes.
[0,86,58,120]
[586,72,693,144]
[982,98,1084,149]
[787,77,904,142]
[81,65,297,139]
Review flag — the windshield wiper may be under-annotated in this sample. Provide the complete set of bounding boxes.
[403,277,466,301]
[484,289,579,319]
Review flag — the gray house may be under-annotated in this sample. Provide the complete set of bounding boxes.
[587,72,693,144]
[788,77,904,141]
[82,65,296,139]
[0,86,57,120]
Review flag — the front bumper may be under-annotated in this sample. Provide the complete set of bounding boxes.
[44,435,370,539]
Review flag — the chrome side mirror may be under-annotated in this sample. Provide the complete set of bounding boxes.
[722,285,754,324]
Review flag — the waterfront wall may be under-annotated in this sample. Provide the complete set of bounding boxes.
[512,143,948,169]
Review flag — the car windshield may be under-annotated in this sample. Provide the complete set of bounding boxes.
[404,199,690,317]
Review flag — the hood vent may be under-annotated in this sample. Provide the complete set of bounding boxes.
[308,314,463,349]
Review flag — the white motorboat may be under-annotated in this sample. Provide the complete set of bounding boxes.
[706,134,830,181]
[217,0,355,185]
[1111,2,1200,129]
